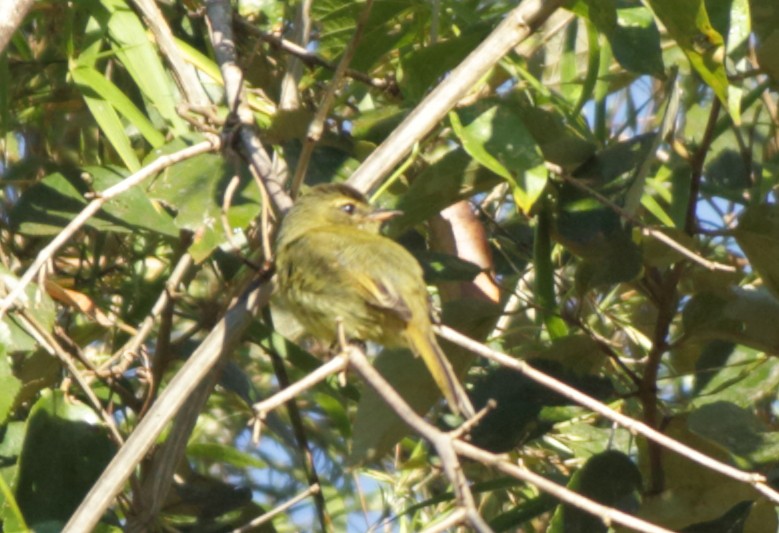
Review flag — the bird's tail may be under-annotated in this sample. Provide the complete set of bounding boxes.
[406,324,475,418]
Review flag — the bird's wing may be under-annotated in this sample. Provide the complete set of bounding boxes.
[320,228,423,324]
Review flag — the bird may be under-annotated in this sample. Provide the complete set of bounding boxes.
[274,182,475,417]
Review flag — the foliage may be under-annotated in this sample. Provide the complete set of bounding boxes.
[1,0,779,531]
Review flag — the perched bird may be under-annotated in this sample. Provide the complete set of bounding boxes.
[274,183,474,417]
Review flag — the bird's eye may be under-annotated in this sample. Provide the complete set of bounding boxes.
[340,203,356,215]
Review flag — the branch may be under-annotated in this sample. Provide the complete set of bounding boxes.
[347,0,564,193]
[346,344,674,533]
[204,0,292,214]
[62,278,272,532]
[437,325,779,505]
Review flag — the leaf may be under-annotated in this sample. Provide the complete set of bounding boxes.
[571,0,664,76]
[681,500,753,533]
[735,203,779,298]
[400,24,491,101]
[637,417,773,530]
[93,0,188,134]
[688,401,779,467]
[683,287,779,353]
[645,0,729,104]
[15,391,115,528]
[750,0,779,84]
[0,344,21,426]
[449,99,546,212]
[147,149,257,262]
[385,148,503,234]
[548,451,641,533]
[414,251,482,284]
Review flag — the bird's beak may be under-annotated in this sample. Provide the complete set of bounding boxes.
[368,209,403,222]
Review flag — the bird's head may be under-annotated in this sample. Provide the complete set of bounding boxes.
[276,183,401,244]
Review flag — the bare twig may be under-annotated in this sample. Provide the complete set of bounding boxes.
[231,483,320,533]
[346,346,492,533]
[553,167,736,273]
[437,325,779,504]
[251,356,348,423]
[107,253,194,372]
[347,0,564,193]
[237,19,394,92]
[0,139,219,320]
[14,309,125,446]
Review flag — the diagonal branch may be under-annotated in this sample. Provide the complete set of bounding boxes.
[347,0,564,193]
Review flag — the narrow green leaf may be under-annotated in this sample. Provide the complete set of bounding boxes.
[646,0,729,104]
[98,0,188,133]
[71,65,165,148]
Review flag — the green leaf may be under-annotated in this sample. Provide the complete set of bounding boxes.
[646,0,729,104]
[683,287,779,353]
[187,442,266,469]
[0,422,28,532]
[86,165,178,237]
[415,251,482,283]
[385,148,503,234]
[0,345,21,426]
[548,451,641,533]
[449,100,546,212]
[70,65,165,148]
[735,203,779,298]
[400,24,491,101]
[147,148,258,262]
[94,0,188,134]
[688,401,779,467]
[15,391,115,528]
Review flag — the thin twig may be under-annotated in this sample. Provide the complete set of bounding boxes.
[289,0,375,197]
[15,309,125,446]
[437,325,779,504]
[231,483,321,533]
[346,346,492,533]
[0,139,219,320]
[554,168,736,273]
[236,19,394,93]
[205,0,292,214]
[267,349,331,531]
[251,356,348,423]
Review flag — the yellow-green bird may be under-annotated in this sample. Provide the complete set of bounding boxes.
[274,183,474,417]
